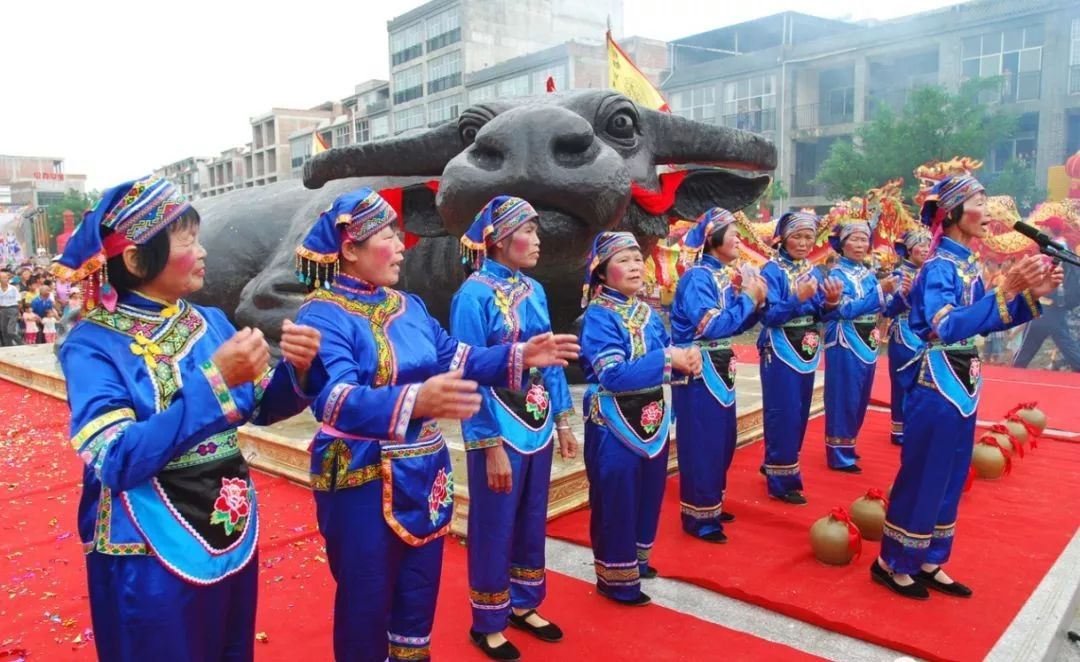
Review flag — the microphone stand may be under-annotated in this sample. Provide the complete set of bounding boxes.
[1040,243,1080,268]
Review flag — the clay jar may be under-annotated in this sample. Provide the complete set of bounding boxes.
[1003,418,1030,447]
[972,437,1010,480]
[983,430,1016,456]
[850,491,888,541]
[1015,407,1047,435]
[810,509,860,566]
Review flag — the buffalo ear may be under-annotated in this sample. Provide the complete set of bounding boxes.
[401,184,448,238]
[671,169,771,220]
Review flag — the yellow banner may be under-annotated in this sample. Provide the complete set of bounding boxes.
[607,32,668,111]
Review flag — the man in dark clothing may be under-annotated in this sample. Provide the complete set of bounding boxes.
[1013,218,1080,371]
[29,283,56,344]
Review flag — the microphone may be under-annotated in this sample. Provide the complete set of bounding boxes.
[1013,221,1080,268]
[1012,221,1056,248]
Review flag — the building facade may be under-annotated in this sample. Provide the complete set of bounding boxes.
[153,157,210,201]
[203,146,249,199]
[0,155,87,207]
[387,0,623,134]
[662,0,1080,210]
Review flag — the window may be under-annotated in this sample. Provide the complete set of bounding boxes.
[290,135,311,169]
[961,26,1043,102]
[428,94,462,126]
[720,75,775,132]
[531,65,566,93]
[497,75,530,98]
[394,106,426,134]
[672,86,716,123]
[428,51,463,94]
[1071,18,1080,94]
[333,123,352,147]
[989,113,1038,173]
[355,118,370,143]
[469,85,496,104]
[393,65,424,104]
[391,23,424,66]
[426,8,460,52]
[371,116,390,140]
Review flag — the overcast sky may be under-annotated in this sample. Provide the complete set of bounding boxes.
[2,0,959,190]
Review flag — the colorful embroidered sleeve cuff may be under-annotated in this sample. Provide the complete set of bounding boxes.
[994,288,1012,325]
[70,408,136,452]
[389,383,420,441]
[71,409,137,478]
[1022,289,1040,319]
[200,360,244,425]
[694,309,720,339]
[555,409,573,425]
[662,347,673,385]
[507,343,525,391]
[450,342,471,371]
[464,437,502,451]
[930,304,953,334]
[321,383,354,428]
[592,352,624,379]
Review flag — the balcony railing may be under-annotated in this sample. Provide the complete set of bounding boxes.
[365,99,389,115]
[1070,65,1080,95]
[719,110,776,135]
[793,102,854,129]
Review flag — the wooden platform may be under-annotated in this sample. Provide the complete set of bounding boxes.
[0,344,824,536]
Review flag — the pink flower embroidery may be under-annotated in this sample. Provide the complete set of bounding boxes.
[801,331,820,355]
[640,401,664,435]
[525,384,549,422]
[728,356,738,381]
[210,477,250,536]
[428,468,454,524]
[868,328,882,350]
[969,358,981,386]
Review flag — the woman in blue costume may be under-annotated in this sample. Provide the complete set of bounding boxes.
[579,232,702,606]
[292,188,580,662]
[450,196,578,661]
[757,212,843,504]
[882,228,931,446]
[669,208,765,543]
[52,175,321,661]
[872,175,1061,599]
[822,218,898,473]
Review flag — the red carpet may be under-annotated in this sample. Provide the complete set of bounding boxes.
[866,355,1080,437]
[548,410,1080,662]
[0,378,820,661]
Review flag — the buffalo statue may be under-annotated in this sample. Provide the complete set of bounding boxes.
[189,90,776,340]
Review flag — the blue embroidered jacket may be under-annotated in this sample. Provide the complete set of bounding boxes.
[580,286,673,458]
[670,254,759,346]
[449,259,573,453]
[295,273,524,546]
[60,291,310,584]
[909,237,1040,416]
[757,250,835,373]
[823,256,885,364]
[883,260,923,351]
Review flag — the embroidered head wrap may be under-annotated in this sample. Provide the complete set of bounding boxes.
[895,227,932,259]
[296,187,398,289]
[774,211,819,243]
[51,175,191,311]
[919,175,984,249]
[682,207,736,263]
[828,221,872,253]
[582,231,640,307]
[460,195,539,270]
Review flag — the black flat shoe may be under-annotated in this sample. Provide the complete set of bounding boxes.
[759,466,767,477]
[770,490,808,505]
[870,561,930,600]
[831,464,862,474]
[854,452,862,460]
[700,530,728,544]
[916,567,973,598]
[720,511,736,523]
[469,630,521,661]
[641,565,659,579]
[597,585,651,606]
[508,610,564,642]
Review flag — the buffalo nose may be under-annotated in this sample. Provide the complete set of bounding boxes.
[473,105,597,174]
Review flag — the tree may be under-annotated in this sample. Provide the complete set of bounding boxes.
[813,79,1020,201]
[44,189,99,251]
[985,159,1045,215]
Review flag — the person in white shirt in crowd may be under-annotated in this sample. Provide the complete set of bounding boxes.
[0,269,21,346]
